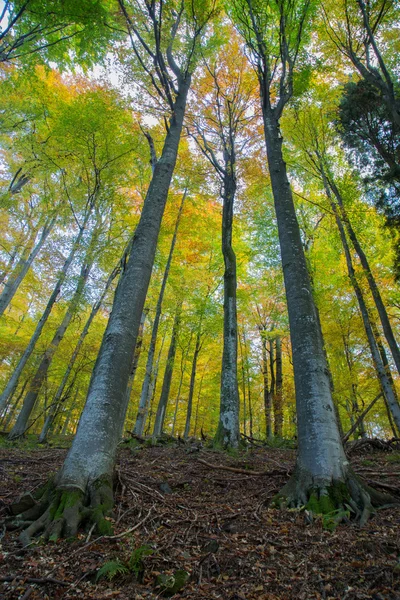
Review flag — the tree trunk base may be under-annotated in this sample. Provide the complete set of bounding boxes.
[213,422,240,450]
[272,466,397,526]
[8,475,114,546]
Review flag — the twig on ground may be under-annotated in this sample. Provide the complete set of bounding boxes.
[0,575,68,585]
[197,458,287,476]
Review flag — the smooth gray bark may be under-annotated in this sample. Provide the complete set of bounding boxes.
[153,304,181,437]
[0,211,91,413]
[263,113,347,483]
[215,170,240,447]
[239,327,247,436]
[244,328,253,439]
[9,258,93,439]
[0,217,56,316]
[133,190,187,435]
[56,77,191,491]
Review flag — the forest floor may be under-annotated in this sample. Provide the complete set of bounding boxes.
[0,439,399,600]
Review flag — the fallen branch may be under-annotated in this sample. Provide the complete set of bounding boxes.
[355,470,400,477]
[0,575,68,586]
[197,458,287,477]
[106,508,153,540]
[240,433,266,447]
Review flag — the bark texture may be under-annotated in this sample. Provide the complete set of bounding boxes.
[263,112,349,502]
[14,50,191,540]
[215,170,240,448]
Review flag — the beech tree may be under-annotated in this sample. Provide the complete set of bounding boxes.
[12,0,219,544]
[189,40,257,447]
[231,0,394,517]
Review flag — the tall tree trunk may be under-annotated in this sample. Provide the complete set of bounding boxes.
[38,266,119,443]
[0,210,91,413]
[375,333,400,437]
[261,334,271,439]
[9,258,93,439]
[133,190,187,435]
[269,337,276,434]
[239,328,247,437]
[0,217,56,316]
[263,113,349,505]
[322,173,400,432]
[243,329,253,439]
[215,171,240,448]
[274,336,283,437]
[13,77,192,544]
[153,304,181,437]
[184,327,202,440]
[327,177,400,376]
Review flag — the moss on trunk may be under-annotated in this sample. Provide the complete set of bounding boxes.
[9,475,114,546]
[272,466,398,526]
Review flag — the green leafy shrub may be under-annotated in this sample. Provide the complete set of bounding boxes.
[96,559,129,582]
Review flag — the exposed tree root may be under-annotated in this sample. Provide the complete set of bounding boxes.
[7,475,114,546]
[272,466,398,526]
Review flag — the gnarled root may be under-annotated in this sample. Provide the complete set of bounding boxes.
[7,475,114,546]
[272,466,398,526]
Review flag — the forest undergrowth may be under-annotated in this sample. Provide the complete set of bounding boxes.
[1,440,399,600]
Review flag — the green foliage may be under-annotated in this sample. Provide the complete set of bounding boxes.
[96,559,129,582]
[96,545,153,583]
[128,544,153,580]
[156,569,190,596]
[387,453,400,464]
[1,0,121,67]
[265,436,296,449]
